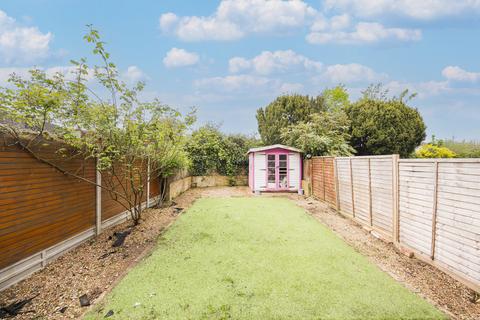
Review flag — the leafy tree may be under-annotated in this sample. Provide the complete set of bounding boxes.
[346,85,426,157]
[256,94,326,145]
[185,125,258,179]
[0,26,194,225]
[415,144,456,158]
[323,85,350,110]
[281,112,354,156]
[280,86,354,156]
[185,125,225,176]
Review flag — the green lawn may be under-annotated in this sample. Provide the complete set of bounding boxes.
[85,197,445,319]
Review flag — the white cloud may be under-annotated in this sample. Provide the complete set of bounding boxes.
[442,66,480,82]
[323,0,480,20]
[0,10,52,64]
[228,57,251,73]
[320,63,386,83]
[0,66,86,84]
[159,13,178,32]
[122,66,148,83]
[163,48,199,68]
[0,65,150,87]
[0,67,29,83]
[307,22,421,44]
[279,82,304,93]
[385,80,450,98]
[228,50,323,75]
[194,74,273,92]
[329,14,351,31]
[159,0,317,41]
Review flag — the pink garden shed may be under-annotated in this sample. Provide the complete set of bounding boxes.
[248,144,303,193]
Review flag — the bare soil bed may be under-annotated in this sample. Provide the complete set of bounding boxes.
[1,187,478,319]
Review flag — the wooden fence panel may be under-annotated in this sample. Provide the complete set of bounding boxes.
[101,163,149,221]
[351,158,370,224]
[0,135,160,290]
[311,155,479,292]
[336,158,353,215]
[398,161,435,256]
[311,157,336,206]
[370,157,394,235]
[311,157,325,201]
[434,161,480,287]
[323,158,336,206]
[0,141,96,270]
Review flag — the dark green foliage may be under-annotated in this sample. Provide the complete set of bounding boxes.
[346,90,426,157]
[281,112,355,157]
[256,94,326,145]
[280,86,354,156]
[185,125,259,177]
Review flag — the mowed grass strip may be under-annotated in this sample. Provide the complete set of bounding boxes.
[85,197,445,319]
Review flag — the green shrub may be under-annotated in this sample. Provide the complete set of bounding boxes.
[185,125,259,177]
[346,86,426,157]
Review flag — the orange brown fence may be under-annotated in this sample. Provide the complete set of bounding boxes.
[0,137,161,291]
[310,156,336,207]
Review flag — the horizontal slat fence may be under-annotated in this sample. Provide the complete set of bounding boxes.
[399,159,480,291]
[0,137,161,291]
[310,155,479,292]
[335,155,396,240]
[311,157,336,207]
[0,143,96,270]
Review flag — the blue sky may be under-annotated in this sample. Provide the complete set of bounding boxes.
[1,0,480,140]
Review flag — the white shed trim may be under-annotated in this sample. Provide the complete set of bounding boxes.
[247,144,303,154]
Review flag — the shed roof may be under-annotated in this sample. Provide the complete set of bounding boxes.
[247,144,303,154]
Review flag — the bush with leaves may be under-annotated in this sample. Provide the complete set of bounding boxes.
[280,87,354,156]
[185,125,258,179]
[0,26,194,224]
[256,94,326,145]
[346,85,426,157]
[415,144,456,158]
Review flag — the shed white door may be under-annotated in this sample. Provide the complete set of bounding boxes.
[288,153,300,190]
[254,152,266,191]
